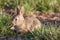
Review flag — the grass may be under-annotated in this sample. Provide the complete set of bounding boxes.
[25,25,60,40]
[0,11,60,40]
[0,0,60,40]
[0,11,16,36]
[0,0,60,13]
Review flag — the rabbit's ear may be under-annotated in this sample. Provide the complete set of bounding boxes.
[17,6,24,15]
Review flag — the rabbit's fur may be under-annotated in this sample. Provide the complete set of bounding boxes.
[11,6,41,33]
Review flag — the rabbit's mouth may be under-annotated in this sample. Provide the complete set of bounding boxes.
[10,25,17,30]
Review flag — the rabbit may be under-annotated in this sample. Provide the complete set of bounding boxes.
[10,6,41,33]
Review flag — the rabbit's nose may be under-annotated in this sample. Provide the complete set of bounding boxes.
[12,21,15,25]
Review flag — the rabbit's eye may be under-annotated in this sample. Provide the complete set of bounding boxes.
[15,18,17,21]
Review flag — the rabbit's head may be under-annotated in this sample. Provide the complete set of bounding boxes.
[11,6,25,30]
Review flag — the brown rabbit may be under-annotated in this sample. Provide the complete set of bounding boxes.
[10,6,41,33]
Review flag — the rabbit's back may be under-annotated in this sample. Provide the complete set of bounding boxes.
[25,16,41,32]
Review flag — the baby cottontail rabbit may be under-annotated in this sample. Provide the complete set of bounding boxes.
[10,6,41,33]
